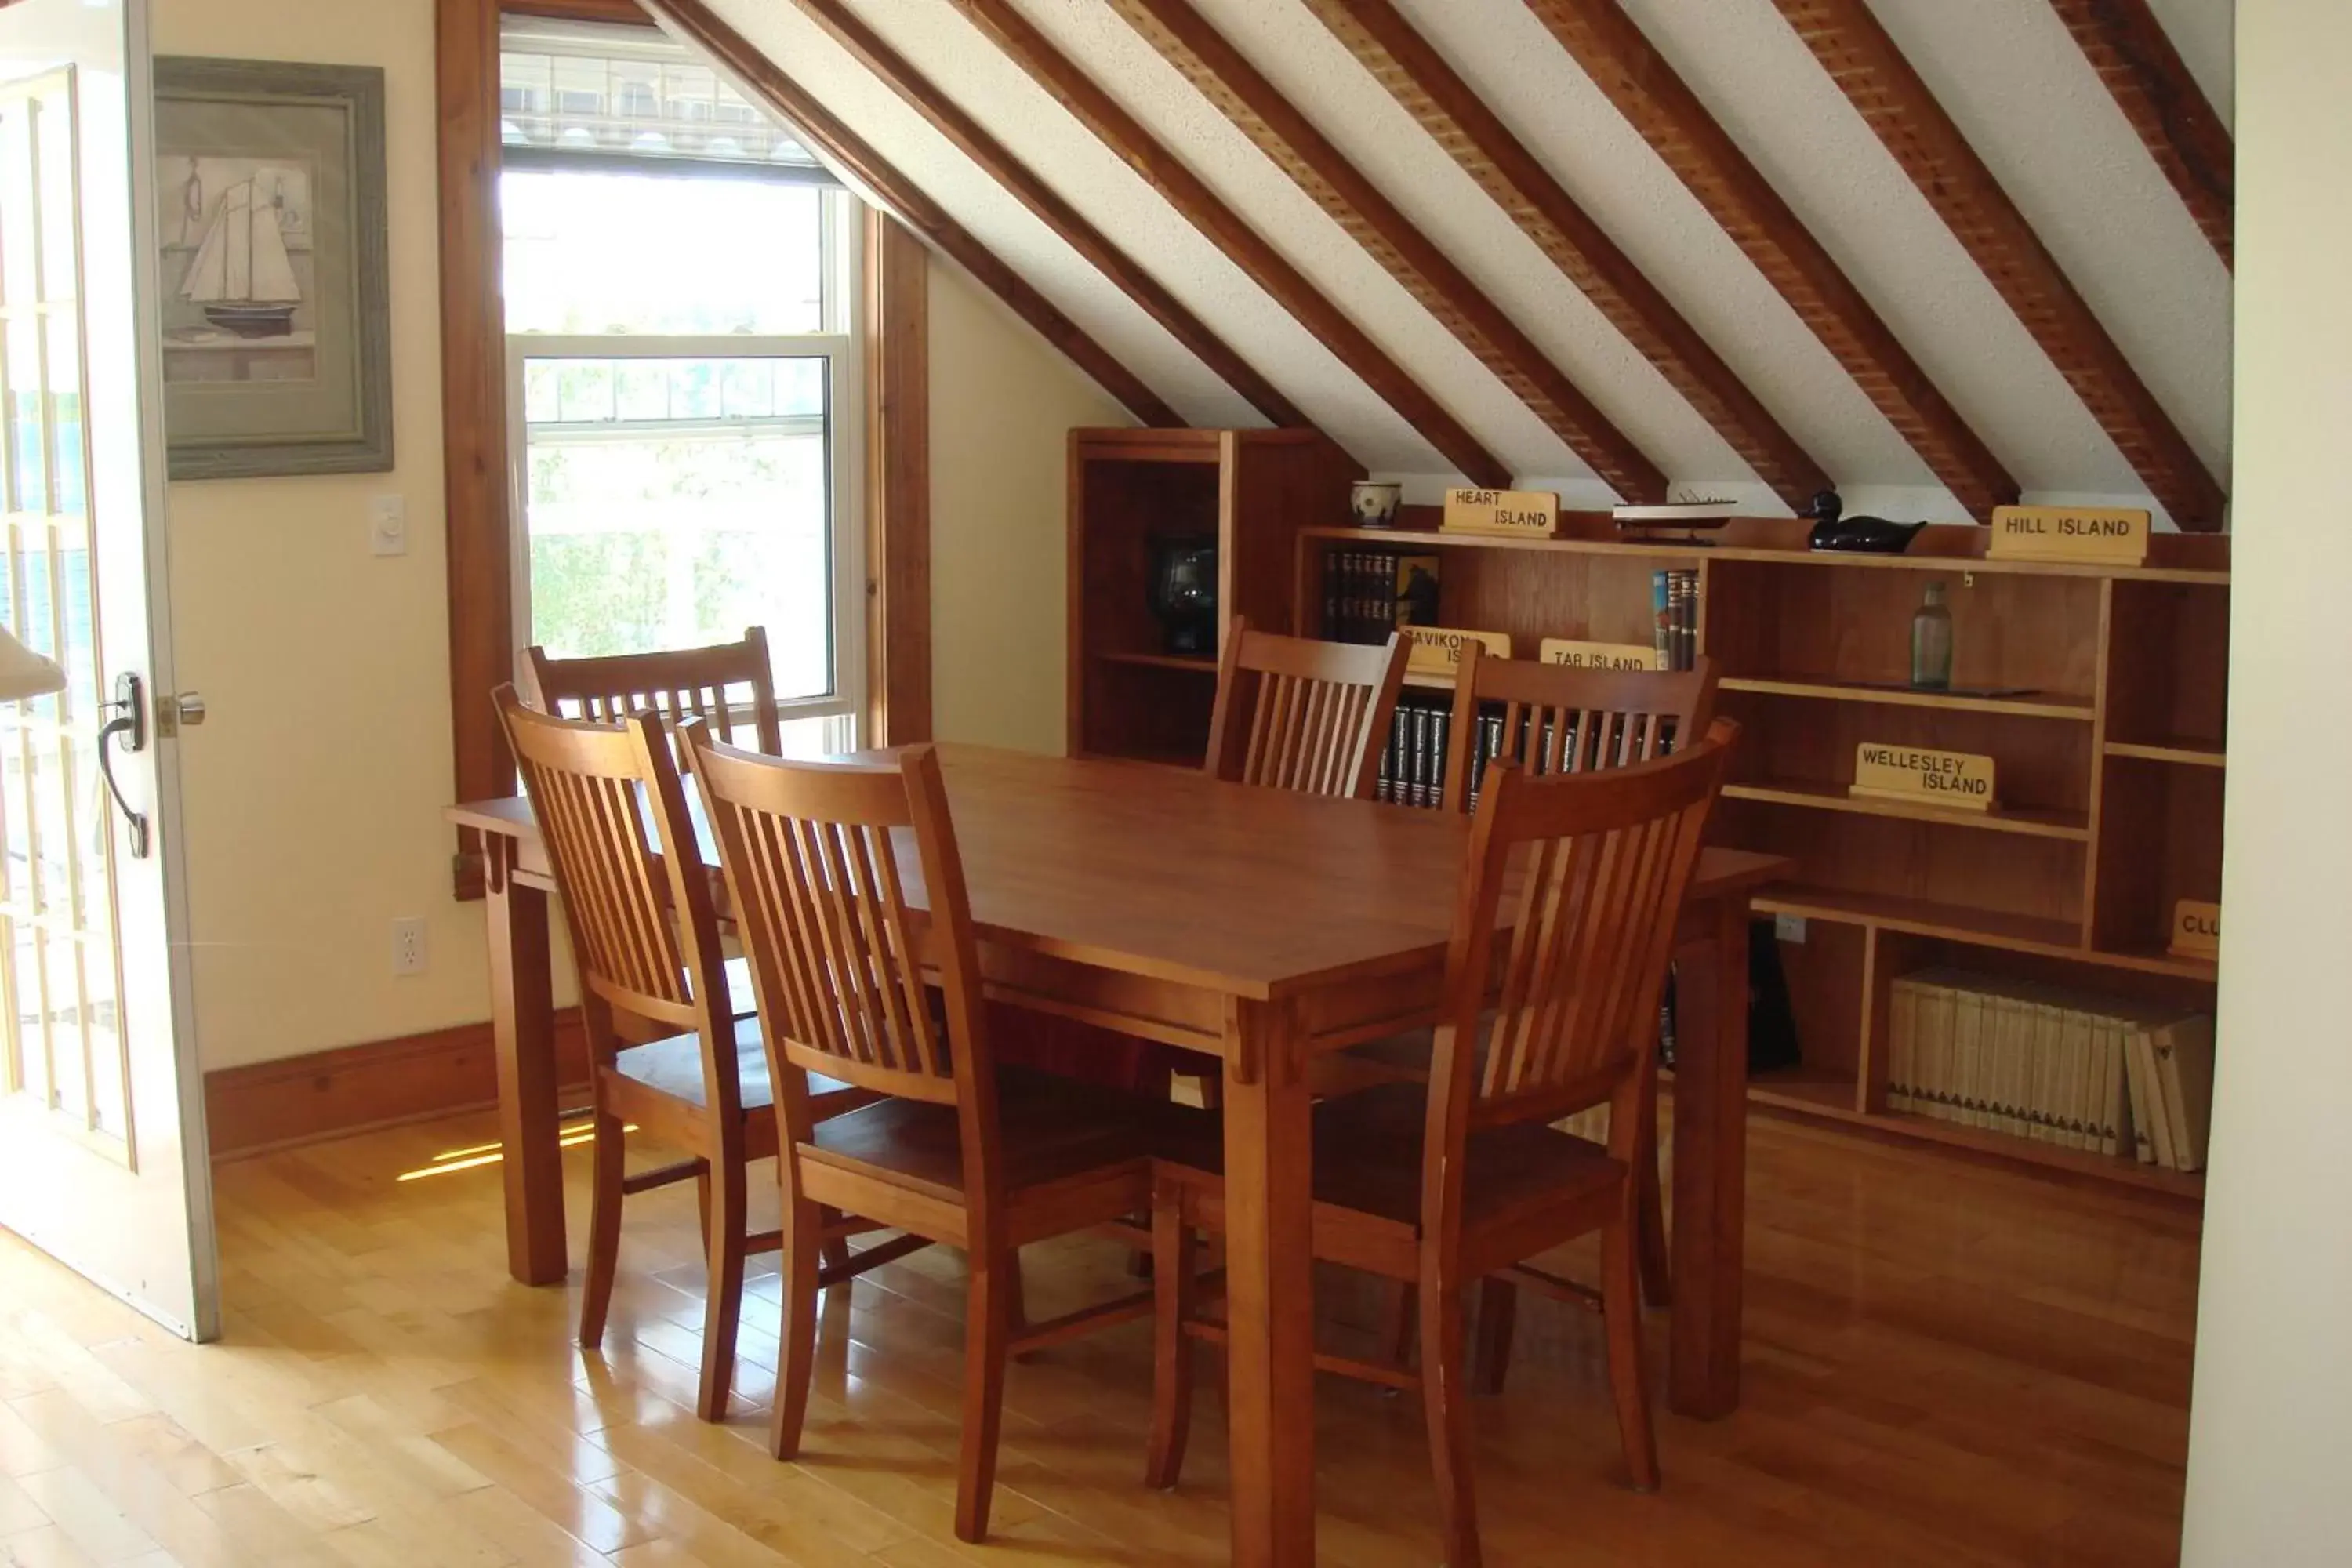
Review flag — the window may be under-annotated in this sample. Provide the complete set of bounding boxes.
[499,20,860,753]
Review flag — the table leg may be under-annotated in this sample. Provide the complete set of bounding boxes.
[1668,895,1750,1418]
[487,845,566,1287]
[1219,997,1316,1566]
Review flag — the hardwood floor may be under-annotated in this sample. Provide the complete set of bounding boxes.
[0,1106,2198,1566]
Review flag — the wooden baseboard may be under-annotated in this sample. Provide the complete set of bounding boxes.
[204,1011,590,1161]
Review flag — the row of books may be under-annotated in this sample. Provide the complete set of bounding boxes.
[1324,549,1439,644]
[1887,969,2216,1170]
[1376,696,1488,810]
[1651,570,1699,672]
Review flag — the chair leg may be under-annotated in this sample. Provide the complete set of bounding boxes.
[1378,1280,1417,1370]
[818,1205,852,1280]
[1636,1089,1672,1308]
[695,1150,748,1423]
[1602,1196,1662,1493]
[1145,1192,1196,1489]
[694,1161,713,1256]
[579,1103,626,1351]
[1419,1276,1483,1568]
[1472,1277,1518,1396]
[770,1194,823,1461]
[956,1246,1016,1543]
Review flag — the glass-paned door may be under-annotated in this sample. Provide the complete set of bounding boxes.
[0,0,217,1342]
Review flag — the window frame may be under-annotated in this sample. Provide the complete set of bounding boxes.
[495,101,866,737]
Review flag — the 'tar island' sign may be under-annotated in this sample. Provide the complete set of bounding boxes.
[1986,504,2151,567]
[1441,486,1560,539]
[1849,742,1998,813]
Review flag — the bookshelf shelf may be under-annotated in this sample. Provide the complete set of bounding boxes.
[1267,503,2233,1198]
[1722,779,2092,841]
[1096,650,1218,674]
[2105,739,2226,768]
[1717,675,2095,722]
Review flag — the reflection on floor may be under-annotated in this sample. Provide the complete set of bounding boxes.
[0,1105,2198,1566]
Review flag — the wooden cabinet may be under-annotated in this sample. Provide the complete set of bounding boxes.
[1291,511,2229,1197]
[1066,427,1356,765]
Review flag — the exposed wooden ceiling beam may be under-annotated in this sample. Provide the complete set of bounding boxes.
[1521,0,2016,520]
[2046,0,2232,268]
[940,0,1514,492]
[782,0,1306,430]
[1103,0,1661,503]
[1303,0,1823,512]
[1770,0,2224,530]
[639,0,1181,428]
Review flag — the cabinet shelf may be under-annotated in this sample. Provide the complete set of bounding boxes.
[1719,675,2094,722]
[1722,778,2091,840]
[2105,739,2225,768]
[1095,650,1218,674]
[1751,883,2217,980]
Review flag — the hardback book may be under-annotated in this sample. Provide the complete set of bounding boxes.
[1650,571,1672,668]
[1951,986,1984,1128]
[2134,1023,2175,1167]
[1886,982,1918,1114]
[2059,1004,2091,1150]
[2151,1014,2217,1172]
[1917,977,1955,1120]
[2124,1020,2158,1164]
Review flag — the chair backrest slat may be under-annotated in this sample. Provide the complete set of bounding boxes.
[1442,644,1718,811]
[495,686,741,1110]
[1424,722,1738,1226]
[1207,615,1410,800]
[522,626,784,754]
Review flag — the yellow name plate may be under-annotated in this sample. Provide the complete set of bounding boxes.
[1403,626,1510,678]
[1442,486,1559,539]
[1539,638,1661,671]
[1849,742,1996,812]
[1987,504,2151,567]
[2169,898,2220,960]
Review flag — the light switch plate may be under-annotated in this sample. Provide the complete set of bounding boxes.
[1773,913,1808,945]
[369,495,406,557]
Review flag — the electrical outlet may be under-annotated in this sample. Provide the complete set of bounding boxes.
[369,494,406,557]
[1773,913,1808,945]
[392,916,427,976]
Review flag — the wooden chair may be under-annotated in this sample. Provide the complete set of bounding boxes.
[1344,647,1719,1330]
[521,626,782,753]
[1442,641,1717,807]
[1204,615,1410,799]
[492,686,884,1425]
[681,726,1204,1543]
[1149,722,1740,1568]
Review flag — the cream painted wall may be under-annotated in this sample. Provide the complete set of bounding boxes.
[156,0,1126,1071]
[925,257,1131,757]
[2179,3,2352,1560]
[156,0,493,1072]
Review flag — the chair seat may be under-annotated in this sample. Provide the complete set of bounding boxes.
[1159,1083,1622,1247]
[611,1016,860,1116]
[804,1066,1212,1203]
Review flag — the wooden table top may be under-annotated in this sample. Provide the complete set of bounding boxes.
[451,743,1788,1003]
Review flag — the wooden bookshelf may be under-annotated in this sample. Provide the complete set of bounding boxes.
[1290,512,2227,1198]
[1067,428,1357,765]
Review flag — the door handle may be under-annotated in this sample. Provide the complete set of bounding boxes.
[96,671,149,859]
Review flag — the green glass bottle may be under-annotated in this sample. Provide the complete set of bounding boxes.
[1911,581,1954,690]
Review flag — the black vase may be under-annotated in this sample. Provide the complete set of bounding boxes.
[1147,534,1218,655]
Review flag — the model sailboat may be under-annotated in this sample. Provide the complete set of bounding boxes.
[180,176,299,338]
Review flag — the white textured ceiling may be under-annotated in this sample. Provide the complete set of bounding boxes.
[680,0,2233,524]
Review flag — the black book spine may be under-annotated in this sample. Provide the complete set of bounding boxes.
[1434,705,1452,810]
[1339,551,1359,643]
[1379,551,1399,640]
[1412,706,1432,808]
[1323,549,1341,640]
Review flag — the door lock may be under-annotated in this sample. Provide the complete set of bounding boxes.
[154,690,205,737]
[96,671,149,859]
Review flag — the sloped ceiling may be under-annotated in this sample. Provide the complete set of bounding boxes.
[677,0,2232,527]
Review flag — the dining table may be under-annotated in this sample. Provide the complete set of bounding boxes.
[447,741,1788,1568]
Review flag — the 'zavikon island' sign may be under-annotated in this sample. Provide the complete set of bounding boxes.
[1849,742,1997,813]
[1986,504,2151,566]
[1402,626,1510,678]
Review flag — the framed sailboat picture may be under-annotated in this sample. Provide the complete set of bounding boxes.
[153,59,390,477]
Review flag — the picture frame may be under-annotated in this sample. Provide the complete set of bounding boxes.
[152,57,391,479]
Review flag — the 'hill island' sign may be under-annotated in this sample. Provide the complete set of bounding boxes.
[1986,504,2151,567]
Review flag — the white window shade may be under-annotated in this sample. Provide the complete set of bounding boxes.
[498,17,836,183]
